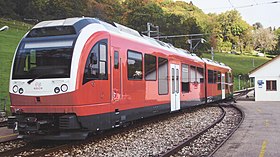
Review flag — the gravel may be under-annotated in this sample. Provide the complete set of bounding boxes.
[47,106,223,157]
[0,139,26,153]
[175,106,242,157]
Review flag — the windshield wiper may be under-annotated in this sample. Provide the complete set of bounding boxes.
[27,73,52,84]
[27,69,66,84]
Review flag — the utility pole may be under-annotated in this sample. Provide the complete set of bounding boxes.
[211,47,214,60]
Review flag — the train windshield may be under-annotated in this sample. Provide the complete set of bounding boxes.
[12,39,74,79]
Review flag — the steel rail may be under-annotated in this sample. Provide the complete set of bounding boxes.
[207,104,245,157]
[159,105,226,157]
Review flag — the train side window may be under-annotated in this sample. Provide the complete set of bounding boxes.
[114,51,119,69]
[182,64,190,93]
[127,50,143,80]
[214,71,217,83]
[190,66,196,82]
[217,71,221,90]
[144,54,156,81]
[197,67,204,83]
[225,72,229,90]
[83,39,108,84]
[158,57,168,95]
[99,43,107,79]
[208,70,214,84]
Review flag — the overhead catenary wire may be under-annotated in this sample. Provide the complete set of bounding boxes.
[203,0,280,11]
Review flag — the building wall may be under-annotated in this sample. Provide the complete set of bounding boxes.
[254,76,280,101]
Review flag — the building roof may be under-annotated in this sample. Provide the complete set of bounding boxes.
[249,55,280,75]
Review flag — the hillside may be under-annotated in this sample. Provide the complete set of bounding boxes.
[202,52,271,90]
[0,18,31,109]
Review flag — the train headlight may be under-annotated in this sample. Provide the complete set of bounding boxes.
[19,88,24,94]
[61,84,68,92]
[13,85,18,93]
[54,87,60,93]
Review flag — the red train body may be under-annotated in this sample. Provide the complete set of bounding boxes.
[8,18,233,140]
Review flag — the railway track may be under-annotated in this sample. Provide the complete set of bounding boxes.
[159,103,244,157]
[44,105,223,156]
[0,103,243,157]
[0,119,7,127]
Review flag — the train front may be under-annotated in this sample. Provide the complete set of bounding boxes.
[7,18,92,140]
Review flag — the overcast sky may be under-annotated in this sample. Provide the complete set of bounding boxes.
[181,0,280,28]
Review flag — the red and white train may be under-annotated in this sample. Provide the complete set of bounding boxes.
[8,17,233,140]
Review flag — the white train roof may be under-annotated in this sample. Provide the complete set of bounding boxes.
[202,58,231,70]
[32,17,231,67]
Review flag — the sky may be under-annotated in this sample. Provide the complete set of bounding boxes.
[182,0,280,28]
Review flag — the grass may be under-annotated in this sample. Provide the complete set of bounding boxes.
[202,52,271,90]
[0,18,31,112]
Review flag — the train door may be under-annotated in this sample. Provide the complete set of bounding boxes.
[112,49,121,101]
[111,47,122,127]
[170,64,180,111]
[221,73,225,99]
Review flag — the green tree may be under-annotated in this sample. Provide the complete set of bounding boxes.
[252,28,277,55]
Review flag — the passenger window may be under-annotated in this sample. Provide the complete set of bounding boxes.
[208,70,214,84]
[83,39,108,85]
[217,71,221,90]
[127,50,143,80]
[182,64,190,93]
[144,54,156,81]
[190,66,196,82]
[114,51,119,69]
[214,71,217,83]
[197,67,204,83]
[158,57,168,95]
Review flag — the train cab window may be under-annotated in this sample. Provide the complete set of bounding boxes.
[208,70,214,84]
[197,67,204,83]
[127,50,143,80]
[190,66,196,82]
[144,54,156,81]
[114,51,119,69]
[83,39,108,84]
[158,57,168,95]
[182,64,190,93]
[217,71,221,90]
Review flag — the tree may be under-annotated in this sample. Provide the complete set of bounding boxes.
[252,28,277,55]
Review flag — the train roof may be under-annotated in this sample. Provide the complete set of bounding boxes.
[202,58,231,70]
[32,17,230,69]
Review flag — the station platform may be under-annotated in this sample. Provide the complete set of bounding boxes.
[0,127,17,142]
[214,101,280,157]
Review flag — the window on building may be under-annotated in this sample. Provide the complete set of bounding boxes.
[182,64,189,92]
[127,50,143,80]
[144,54,156,81]
[114,51,119,69]
[217,71,221,90]
[208,70,214,83]
[83,39,108,84]
[190,66,196,82]
[266,80,277,91]
[158,57,168,95]
[197,67,204,83]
